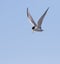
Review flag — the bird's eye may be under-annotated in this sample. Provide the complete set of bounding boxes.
[32,26,35,29]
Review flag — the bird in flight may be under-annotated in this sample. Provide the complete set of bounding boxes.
[27,7,49,32]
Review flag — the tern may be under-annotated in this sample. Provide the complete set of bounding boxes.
[27,7,49,32]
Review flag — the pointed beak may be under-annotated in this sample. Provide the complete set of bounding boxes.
[32,30,34,32]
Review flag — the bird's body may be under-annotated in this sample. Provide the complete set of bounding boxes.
[27,8,49,32]
[32,26,43,32]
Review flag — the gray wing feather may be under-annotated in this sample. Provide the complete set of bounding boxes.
[27,8,36,26]
[37,7,49,27]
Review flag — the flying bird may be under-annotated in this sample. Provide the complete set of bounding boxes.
[27,7,49,32]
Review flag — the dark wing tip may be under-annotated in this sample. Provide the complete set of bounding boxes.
[43,7,49,16]
[27,8,28,17]
[47,7,49,11]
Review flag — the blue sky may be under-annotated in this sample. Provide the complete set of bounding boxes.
[0,0,60,64]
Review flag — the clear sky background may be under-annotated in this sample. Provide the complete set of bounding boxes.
[0,0,60,64]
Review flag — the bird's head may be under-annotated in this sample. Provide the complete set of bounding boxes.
[32,26,35,30]
[32,26,35,32]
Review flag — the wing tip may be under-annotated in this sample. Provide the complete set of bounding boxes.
[27,8,28,12]
[47,7,50,11]
[27,8,29,17]
[44,7,49,15]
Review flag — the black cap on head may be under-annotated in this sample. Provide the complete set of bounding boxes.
[32,26,35,29]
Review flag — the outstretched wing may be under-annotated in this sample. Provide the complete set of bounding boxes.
[27,8,36,26]
[37,7,49,27]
